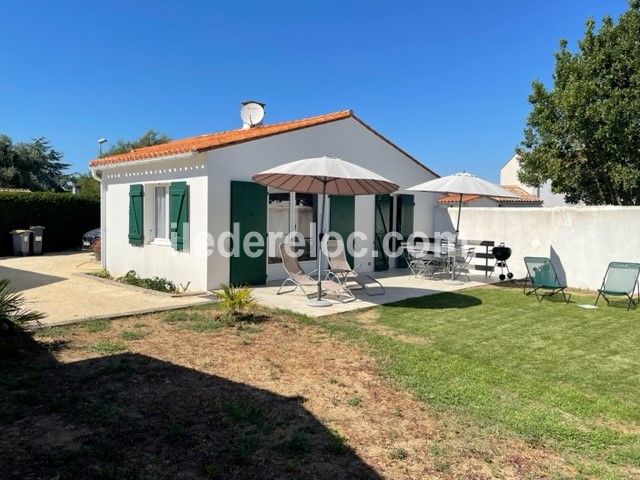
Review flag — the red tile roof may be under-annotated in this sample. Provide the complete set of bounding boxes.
[438,193,482,204]
[438,185,541,205]
[500,185,542,203]
[91,110,352,167]
[89,110,438,177]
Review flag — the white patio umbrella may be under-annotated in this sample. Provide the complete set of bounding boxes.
[407,172,517,283]
[253,156,398,307]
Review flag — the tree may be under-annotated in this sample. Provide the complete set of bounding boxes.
[0,135,69,191]
[518,1,640,205]
[101,129,171,157]
[62,172,100,199]
[76,173,100,199]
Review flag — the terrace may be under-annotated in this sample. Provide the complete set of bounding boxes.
[252,268,500,317]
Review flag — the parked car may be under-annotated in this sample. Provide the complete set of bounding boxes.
[82,228,101,250]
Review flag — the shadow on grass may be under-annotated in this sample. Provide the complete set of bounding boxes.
[0,336,380,479]
[385,291,482,309]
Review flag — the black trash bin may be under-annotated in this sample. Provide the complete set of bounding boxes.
[10,230,32,256]
[29,226,45,255]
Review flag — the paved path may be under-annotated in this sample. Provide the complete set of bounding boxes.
[0,252,214,326]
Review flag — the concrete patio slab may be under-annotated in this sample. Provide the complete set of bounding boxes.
[252,269,500,317]
[0,251,215,326]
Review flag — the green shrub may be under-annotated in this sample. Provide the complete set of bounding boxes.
[0,279,44,332]
[0,192,99,256]
[88,269,111,279]
[215,284,255,320]
[118,270,176,293]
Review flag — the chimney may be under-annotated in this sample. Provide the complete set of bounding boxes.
[240,101,266,129]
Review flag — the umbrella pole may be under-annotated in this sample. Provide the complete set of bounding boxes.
[448,193,463,283]
[309,180,331,307]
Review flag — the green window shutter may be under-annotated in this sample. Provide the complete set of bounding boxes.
[170,181,189,250]
[329,195,355,268]
[128,184,144,246]
[229,181,267,286]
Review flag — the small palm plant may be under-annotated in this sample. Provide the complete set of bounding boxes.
[215,284,256,321]
[0,279,45,333]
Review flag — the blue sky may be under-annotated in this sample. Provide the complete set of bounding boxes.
[0,1,629,180]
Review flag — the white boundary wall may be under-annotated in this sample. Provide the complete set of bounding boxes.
[434,206,640,290]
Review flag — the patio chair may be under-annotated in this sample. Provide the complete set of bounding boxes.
[594,262,640,311]
[277,243,354,302]
[325,239,385,295]
[404,244,430,277]
[404,244,448,278]
[453,247,476,281]
[523,256,569,302]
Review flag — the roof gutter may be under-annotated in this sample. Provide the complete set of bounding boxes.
[89,151,199,179]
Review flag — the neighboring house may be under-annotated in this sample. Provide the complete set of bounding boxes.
[89,108,439,292]
[500,154,567,207]
[438,185,542,208]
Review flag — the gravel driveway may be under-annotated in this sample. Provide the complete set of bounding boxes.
[0,251,214,326]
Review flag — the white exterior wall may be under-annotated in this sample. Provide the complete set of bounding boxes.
[205,117,437,288]
[500,154,567,207]
[434,205,640,290]
[100,154,209,291]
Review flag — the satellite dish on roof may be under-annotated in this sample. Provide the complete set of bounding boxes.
[240,101,265,128]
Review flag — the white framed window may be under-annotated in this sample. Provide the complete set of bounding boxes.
[268,189,291,264]
[293,192,318,261]
[267,190,318,263]
[152,185,170,245]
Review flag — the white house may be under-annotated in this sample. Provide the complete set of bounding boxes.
[500,154,567,207]
[89,108,439,292]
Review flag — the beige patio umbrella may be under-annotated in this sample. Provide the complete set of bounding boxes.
[407,172,517,283]
[253,156,398,307]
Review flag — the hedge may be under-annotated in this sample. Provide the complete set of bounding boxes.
[0,192,99,256]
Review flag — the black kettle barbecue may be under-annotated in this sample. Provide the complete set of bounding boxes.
[492,243,513,281]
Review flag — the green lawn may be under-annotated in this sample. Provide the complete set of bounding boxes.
[324,286,640,479]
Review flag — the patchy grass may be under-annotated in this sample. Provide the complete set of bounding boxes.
[7,287,631,479]
[81,318,110,333]
[120,330,148,341]
[162,310,222,332]
[89,339,127,354]
[389,447,408,460]
[33,326,71,338]
[320,285,640,478]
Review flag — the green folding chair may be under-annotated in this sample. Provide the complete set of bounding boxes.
[523,256,569,302]
[595,262,640,311]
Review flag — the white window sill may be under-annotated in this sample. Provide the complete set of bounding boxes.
[149,239,172,247]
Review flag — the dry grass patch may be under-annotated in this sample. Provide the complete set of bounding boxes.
[2,304,574,479]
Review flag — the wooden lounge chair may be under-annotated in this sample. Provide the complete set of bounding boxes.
[523,256,569,302]
[595,262,640,310]
[277,243,354,302]
[326,239,384,295]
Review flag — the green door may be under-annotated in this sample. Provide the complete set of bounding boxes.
[230,181,267,286]
[374,194,391,271]
[395,194,415,268]
[329,195,355,268]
